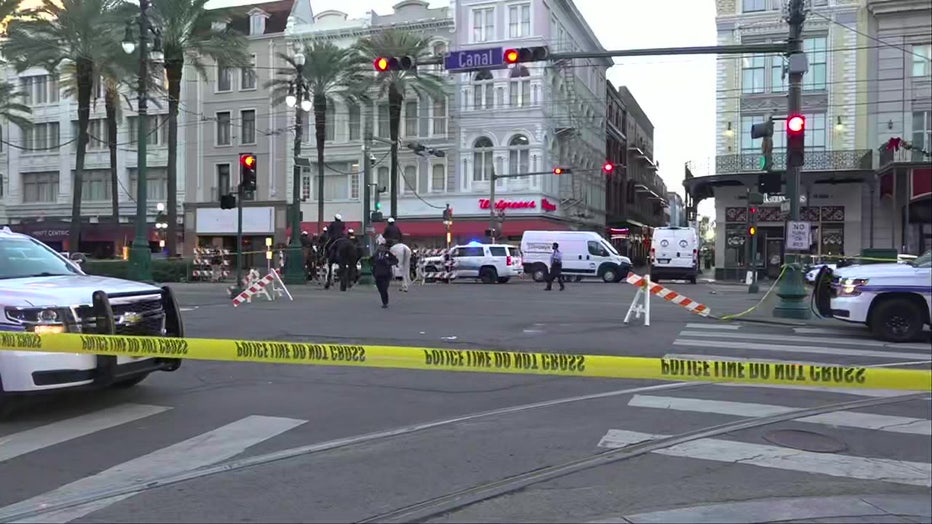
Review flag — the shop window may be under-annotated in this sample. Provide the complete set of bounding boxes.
[724,225,748,267]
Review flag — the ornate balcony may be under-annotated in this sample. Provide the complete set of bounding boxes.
[879,147,930,167]
[714,149,873,175]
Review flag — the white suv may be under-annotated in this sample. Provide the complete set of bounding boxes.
[423,242,523,284]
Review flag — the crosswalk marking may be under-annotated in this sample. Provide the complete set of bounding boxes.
[665,353,931,369]
[684,323,741,330]
[0,404,171,464]
[716,383,911,397]
[3,415,306,524]
[672,338,930,360]
[794,327,871,336]
[628,395,931,435]
[679,330,932,351]
[597,429,932,487]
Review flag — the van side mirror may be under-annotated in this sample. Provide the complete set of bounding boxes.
[69,253,86,265]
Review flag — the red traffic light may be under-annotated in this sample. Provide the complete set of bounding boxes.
[602,162,615,173]
[749,207,757,214]
[504,49,520,64]
[553,167,567,175]
[374,57,390,71]
[787,114,805,134]
[240,154,256,168]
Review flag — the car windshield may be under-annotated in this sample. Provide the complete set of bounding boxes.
[0,236,83,279]
[909,250,932,268]
[603,241,619,256]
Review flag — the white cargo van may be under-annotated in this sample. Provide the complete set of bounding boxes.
[650,226,699,283]
[521,231,632,283]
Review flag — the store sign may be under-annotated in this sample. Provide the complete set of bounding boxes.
[478,199,537,210]
[542,198,558,212]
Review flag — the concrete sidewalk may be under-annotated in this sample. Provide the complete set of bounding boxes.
[590,494,932,523]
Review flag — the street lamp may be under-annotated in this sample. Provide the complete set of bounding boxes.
[284,49,310,285]
[123,0,163,281]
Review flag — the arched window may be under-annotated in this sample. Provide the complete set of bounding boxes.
[473,70,493,110]
[324,97,336,141]
[347,102,360,140]
[508,134,530,178]
[509,66,530,108]
[403,165,416,193]
[473,137,493,182]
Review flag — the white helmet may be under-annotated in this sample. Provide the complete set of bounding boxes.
[334,213,342,221]
[387,217,395,223]
[348,228,355,234]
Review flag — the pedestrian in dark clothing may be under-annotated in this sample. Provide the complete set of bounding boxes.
[545,242,565,291]
[372,244,399,308]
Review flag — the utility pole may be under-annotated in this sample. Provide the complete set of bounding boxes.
[283,51,309,286]
[489,167,497,242]
[773,0,812,320]
[358,108,375,286]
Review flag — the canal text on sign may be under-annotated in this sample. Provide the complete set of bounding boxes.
[444,47,504,72]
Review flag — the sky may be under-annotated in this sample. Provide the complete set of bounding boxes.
[209,0,720,218]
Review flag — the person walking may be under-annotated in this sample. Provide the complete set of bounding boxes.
[545,242,565,291]
[372,243,399,308]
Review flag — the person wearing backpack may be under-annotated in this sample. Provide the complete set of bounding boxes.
[372,243,399,308]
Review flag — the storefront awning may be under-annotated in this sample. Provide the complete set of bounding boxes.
[395,218,572,238]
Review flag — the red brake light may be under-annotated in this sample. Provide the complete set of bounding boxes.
[506,256,512,266]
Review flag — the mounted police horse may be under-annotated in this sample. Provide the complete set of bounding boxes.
[377,235,412,292]
[324,236,361,291]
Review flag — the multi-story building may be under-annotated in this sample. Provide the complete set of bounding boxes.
[688,0,875,280]
[283,1,454,245]
[1,51,183,256]
[667,192,686,227]
[867,0,932,254]
[449,0,612,242]
[605,81,668,262]
[181,0,292,258]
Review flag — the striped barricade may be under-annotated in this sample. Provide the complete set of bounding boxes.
[626,273,710,317]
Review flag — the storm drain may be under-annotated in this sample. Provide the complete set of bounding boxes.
[763,429,848,453]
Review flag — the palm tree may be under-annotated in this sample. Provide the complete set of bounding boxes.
[0,81,32,130]
[4,0,125,249]
[266,40,369,233]
[154,0,249,257]
[354,29,446,218]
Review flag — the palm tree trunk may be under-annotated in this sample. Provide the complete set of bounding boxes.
[166,60,183,257]
[314,95,326,232]
[70,58,93,252]
[388,84,402,219]
[105,89,119,224]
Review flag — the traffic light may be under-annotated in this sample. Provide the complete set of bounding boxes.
[553,167,572,175]
[503,47,549,64]
[602,162,615,174]
[442,206,453,222]
[747,225,757,237]
[240,153,257,191]
[786,114,806,168]
[748,206,758,223]
[220,194,236,209]
[373,56,416,72]
[750,118,774,171]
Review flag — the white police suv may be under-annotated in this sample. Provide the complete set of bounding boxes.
[0,227,183,414]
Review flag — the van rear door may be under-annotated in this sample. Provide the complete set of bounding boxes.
[654,229,696,269]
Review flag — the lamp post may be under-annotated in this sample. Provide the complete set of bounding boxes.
[284,50,311,285]
[122,0,163,282]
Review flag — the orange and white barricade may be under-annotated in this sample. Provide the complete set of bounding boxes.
[232,269,293,307]
[624,273,710,326]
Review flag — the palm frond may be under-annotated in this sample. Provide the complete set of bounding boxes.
[0,80,33,130]
[156,0,250,80]
[266,41,371,108]
[352,28,448,102]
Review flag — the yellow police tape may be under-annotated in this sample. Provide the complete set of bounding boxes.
[1,332,929,392]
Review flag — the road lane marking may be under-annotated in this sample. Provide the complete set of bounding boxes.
[715,383,912,397]
[597,429,932,487]
[684,323,741,330]
[0,404,171,464]
[628,395,931,435]
[5,415,306,523]
[672,339,930,360]
[678,330,932,351]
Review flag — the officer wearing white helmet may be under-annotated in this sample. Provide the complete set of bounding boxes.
[382,216,403,247]
[328,213,346,240]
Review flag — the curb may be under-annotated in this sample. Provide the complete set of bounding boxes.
[588,494,932,524]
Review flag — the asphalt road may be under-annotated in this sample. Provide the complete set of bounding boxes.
[0,278,929,523]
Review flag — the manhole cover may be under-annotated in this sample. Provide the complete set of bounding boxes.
[763,429,847,453]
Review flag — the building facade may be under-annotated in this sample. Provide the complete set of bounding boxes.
[181,0,293,260]
[1,52,185,256]
[667,192,686,227]
[688,0,875,280]
[866,0,932,254]
[605,81,668,264]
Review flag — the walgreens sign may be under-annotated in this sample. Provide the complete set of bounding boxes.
[478,198,558,211]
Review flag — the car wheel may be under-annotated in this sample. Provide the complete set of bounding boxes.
[480,267,498,284]
[689,275,697,284]
[112,373,150,389]
[497,277,510,284]
[601,268,617,283]
[574,276,584,282]
[532,266,548,282]
[870,299,924,342]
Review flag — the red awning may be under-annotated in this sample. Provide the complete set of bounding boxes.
[397,218,571,238]
[911,168,931,201]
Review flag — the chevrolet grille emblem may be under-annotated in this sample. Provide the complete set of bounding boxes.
[117,312,143,325]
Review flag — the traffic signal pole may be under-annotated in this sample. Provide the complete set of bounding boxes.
[773,0,811,320]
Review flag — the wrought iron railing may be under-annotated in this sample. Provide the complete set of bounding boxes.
[879,147,931,167]
[714,149,873,175]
